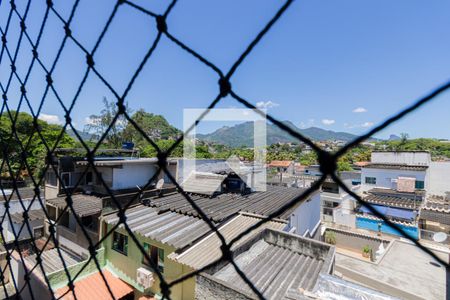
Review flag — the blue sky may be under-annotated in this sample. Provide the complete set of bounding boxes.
[1,0,450,139]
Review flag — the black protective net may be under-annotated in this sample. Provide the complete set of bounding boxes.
[0,0,449,299]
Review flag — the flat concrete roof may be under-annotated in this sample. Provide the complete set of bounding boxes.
[335,240,448,300]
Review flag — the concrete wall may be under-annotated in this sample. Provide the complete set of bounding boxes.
[112,163,157,190]
[10,251,53,300]
[5,218,43,242]
[360,168,426,192]
[102,224,195,300]
[371,151,431,165]
[427,161,450,196]
[324,228,389,255]
[290,192,321,237]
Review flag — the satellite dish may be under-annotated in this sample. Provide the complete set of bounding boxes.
[156,178,164,190]
[433,232,447,243]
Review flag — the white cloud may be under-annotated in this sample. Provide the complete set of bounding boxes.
[299,118,315,129]
[39,113,62,125]
[321,119,335,125]
[256,101,279,110]
[352,107,367,113]
[84,117,98,126]
[344,121,374,129]
[361,121,374,128]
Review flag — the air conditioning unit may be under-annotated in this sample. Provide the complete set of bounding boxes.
[137,267,154,289]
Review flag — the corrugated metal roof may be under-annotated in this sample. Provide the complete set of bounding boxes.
[363,163,428,171]
[55,269,133,300]
[213,240,324,299]
[25,248,82,274]
[169,214,286,269]
[10,208,46,224]
[47,194,102,217]
[103,205,212,249]
[147,186,311,222]
[181,172,227,196]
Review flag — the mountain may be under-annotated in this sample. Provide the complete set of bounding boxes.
[66,129,95,141]
[197,121,365,147]
[388,134,401,141]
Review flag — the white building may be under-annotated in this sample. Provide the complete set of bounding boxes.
[360,151,430,193]
[45,157,177,199]
[321,172,361,228]
[361,151,450,196]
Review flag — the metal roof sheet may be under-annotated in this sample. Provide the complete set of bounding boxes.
[47,194,103,217]
[213,239,326,299]
[169,214,286,269]
[103,205,212,249]
[25,248,82,275]
[181,172,227,196]
[147,186,311,222]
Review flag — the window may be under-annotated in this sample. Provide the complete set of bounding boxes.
[322,182,339,194]
[46,171,57,186]
[365,177,376,185]
[33,226,44,239]
[142,243,164,273]
[61,172,72,187]
[415,180,425,189]
[85,171,93,185]
[82,215,98,232]
[47,206,57,221]
[112,231,128,255]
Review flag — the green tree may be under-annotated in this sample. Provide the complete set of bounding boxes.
[84,97,129,148]
[122,109,180,148]
[0,111,75,179]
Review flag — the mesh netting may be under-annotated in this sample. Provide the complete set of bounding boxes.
[0,0,449,299]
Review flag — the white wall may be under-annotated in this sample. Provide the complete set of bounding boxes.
[5,219,43,242]
[371,151,430,166]
[427,162,450,196]
[289,192,321,237]
[1,199,43,242]
[112,163,157,190]
[360,168,427,192]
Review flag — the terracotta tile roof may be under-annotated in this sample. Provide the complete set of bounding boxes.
[55,270,133,300]
[422,195,450,213]
[268,160,293,168]
[363,194,421,210]
[138,296,155,300]
[353,161,370,167]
